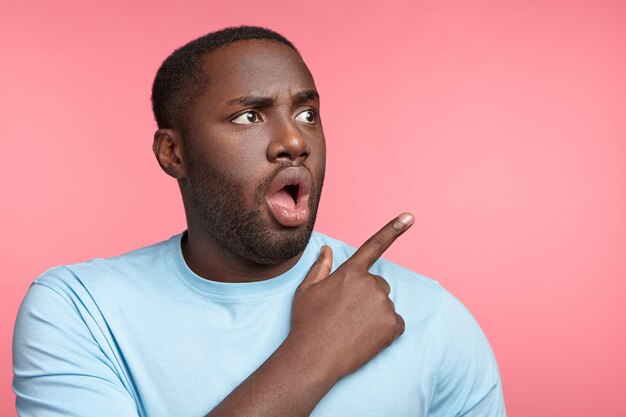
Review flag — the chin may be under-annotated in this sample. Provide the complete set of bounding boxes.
[242,220,316,265]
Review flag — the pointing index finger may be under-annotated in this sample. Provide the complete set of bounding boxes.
[347,212,415,271]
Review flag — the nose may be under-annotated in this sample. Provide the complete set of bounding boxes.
[266,118,311,164]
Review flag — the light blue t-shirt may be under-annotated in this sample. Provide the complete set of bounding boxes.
[13,231,506,416]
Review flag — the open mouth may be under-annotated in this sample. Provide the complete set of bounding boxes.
[265,168,312,228]
[285,184,299,203]
[269,184,300,209]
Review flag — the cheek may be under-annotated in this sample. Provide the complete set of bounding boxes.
[192,126,269,176]
[198,128,274,205]
[216,124,270,160]
[309,135,327,171]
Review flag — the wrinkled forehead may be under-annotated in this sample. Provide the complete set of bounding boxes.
[199,39,317,102]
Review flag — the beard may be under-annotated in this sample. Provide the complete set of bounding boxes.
[184,152,324,265]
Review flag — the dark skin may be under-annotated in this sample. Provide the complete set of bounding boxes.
[153,39,414,416]
[155,39,325,282]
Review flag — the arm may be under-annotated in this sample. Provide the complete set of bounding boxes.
[207,214,414,416]
[13,215,413,417]
[13,283,140,417]
[206,334,338,417]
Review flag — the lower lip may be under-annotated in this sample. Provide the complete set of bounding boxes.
[266,194,310,228]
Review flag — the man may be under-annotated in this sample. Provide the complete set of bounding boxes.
[13,26,506,416]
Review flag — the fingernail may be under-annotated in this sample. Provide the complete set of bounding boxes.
[398,213,414,226]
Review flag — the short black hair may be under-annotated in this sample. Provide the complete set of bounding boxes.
[151,26,297,129]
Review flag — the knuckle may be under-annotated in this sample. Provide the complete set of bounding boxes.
[381,334,393,348]
[395,314,406,335]
[368,233,387,251]
[388,220,403,235]
[373,289,389,304]
[376,275,390,291]
[382,309,398,326]
[321,264,332,276]
[381,314,402,346]
[341,263,359,277]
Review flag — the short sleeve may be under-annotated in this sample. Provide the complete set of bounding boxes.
[12,282,139,417]
[427,287,506,417]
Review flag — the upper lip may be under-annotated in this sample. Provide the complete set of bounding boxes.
[265,166,312,201]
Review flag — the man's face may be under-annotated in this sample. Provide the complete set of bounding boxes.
[181,39,326,265]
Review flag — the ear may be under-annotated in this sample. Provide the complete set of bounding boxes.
[153,129,186,179]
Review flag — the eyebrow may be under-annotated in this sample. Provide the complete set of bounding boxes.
[226,89,319,108]
[293,89,319,104]
[226,96,274,108]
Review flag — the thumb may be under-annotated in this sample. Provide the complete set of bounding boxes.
[298,245,333,290]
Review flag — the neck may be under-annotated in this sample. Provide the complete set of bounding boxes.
[180,227,304,284]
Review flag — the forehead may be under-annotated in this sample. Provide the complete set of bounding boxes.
[199,39,316,101]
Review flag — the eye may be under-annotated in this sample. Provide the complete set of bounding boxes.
[295,109,316,124]
[232,111,262,124]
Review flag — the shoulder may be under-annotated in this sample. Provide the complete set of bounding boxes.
[311,231,505,414]
[30,233,181,302]
[15,233,184,359]
[429,288,506,415]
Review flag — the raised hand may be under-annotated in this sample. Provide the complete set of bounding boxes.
[289,213,415,380]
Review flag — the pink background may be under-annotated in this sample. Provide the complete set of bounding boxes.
[2,1,625,415]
